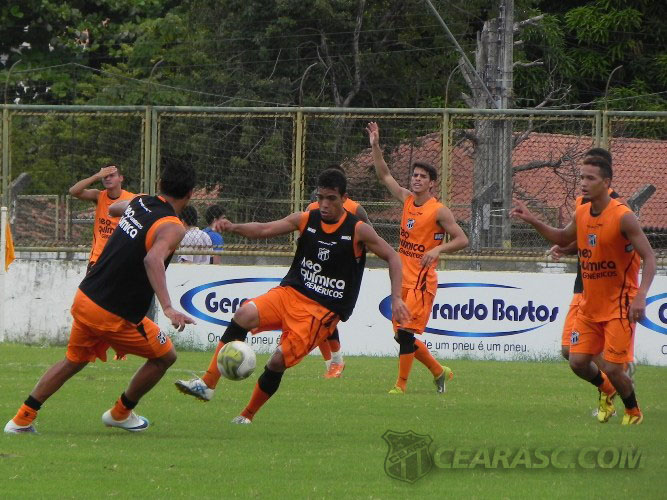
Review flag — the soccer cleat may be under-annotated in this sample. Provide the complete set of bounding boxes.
[434,365,454,394]
[4,419,37,434]
[174,377,214,402]
[324,362,345,379]
[102,410,149,432]
[596,391,617,423]
[621,410,643,425]
[388,386,405,395]
[231,416,252,425]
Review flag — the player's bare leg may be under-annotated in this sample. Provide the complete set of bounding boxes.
[570,353,617,422]
[598,358,642,425]
[233,347,286,424]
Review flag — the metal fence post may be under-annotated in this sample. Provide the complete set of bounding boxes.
[594,110,603,147]
[0,206,6,342]
[150,107,159,195]
[142,106,152,194]
[1,108,9,207]
[601,110,610,150]
[439,111,450,270]
[292,111,305,250]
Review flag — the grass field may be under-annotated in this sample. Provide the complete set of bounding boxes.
[1,343,665,498]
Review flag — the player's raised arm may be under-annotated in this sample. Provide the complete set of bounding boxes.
[366,122,411,203]
[144,222,194,331]
[214,212,304,239]
[68,166,118,202]
[511,198,577,247]
[621,212,657,323]
[355,222,410,324]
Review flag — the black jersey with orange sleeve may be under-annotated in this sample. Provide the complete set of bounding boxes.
[79,195,182,324]
[280,209,366,321]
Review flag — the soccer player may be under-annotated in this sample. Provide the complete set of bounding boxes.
[70,164,136,360]
[4,162,197,434]
[203,204,225,264]
[69,164,135,272]
[306,168,371,378]
[175,168,410,423]
[512,155,656,425]
[178,206,214,264]
[366,122,469,394]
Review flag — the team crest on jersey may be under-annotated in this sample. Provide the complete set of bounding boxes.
[588,234,597,247]
[317,247,330,261]
[157,331,167,345]
[434,233,444,240]
[625,243,634,253]
[406,218,415,230]
[570,330,579,345]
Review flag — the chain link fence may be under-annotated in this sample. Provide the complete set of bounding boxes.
[2,105,666,266]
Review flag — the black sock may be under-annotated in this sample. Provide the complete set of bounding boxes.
[621,391,638,410]
[24,395,43,411]
[257,367,284,397]
[120,392,137,410]
[221,319,249,343]
[589,370,603,388]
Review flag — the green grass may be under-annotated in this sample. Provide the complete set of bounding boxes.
[1,344,665,498]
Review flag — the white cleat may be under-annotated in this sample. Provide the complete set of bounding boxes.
[102,410,150,432]
[174,377,214,402]
[4,419,37,434]
[231,416,251,425]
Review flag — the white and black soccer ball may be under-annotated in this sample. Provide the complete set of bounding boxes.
[217,341,256,381]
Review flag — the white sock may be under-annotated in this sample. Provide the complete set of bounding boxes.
[325,359,332,369]
[332,351,343,364]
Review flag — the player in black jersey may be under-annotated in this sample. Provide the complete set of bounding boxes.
[175,168,410,423]
[4,162,196,435]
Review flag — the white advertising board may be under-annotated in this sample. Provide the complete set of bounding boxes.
[161,264,667,365]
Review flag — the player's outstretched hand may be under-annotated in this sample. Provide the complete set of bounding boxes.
[366,122,380,147]
[164,306,196,332]
[510,199,537,225]
[548,244,565,262]
[98,165,118,179]
[212,218,234,233]
[392,298,410,325]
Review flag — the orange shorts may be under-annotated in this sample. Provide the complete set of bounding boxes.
[561,293,582,346]
[569,314,635,364]
[392,287,435,334]
[250,286,339,368]
[66,289,173,363]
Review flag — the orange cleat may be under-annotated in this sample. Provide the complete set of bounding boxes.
[324,362,345,379]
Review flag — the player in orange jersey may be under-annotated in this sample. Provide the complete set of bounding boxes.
[4,162,196,434]
[69,164,136,360]
[175,169,410,423]
[512,155,656,425]
[306,170,371,378]
[367,122,469,395]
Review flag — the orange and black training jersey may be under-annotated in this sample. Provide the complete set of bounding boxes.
[572,189,620,294]
[79,195,182,324]
[281,209,366,321]
[90,189,135,264]
[575,198,639,321]
[398,195,445,295]
[306,198,360,215]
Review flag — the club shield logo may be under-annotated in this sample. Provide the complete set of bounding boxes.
[382,430,433,483]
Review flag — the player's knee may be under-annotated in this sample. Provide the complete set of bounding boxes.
[568,355,587,374]
[560,346,570,360]
[395,330,416,355]
[232,302,259,330]
[266,349,286,373]
[155,348,177,369]
[258,366,284,396]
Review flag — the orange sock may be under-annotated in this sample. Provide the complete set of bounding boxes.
[240,384,271,421]
[396,353,415,391]
[600,371,616,396]
[329,339,341,353]
[625,406,641,415]
[202,341,226,389]
[110,398,131,421]
[414,339,443,377]
[13,404,38,426]
[319,341,332,362]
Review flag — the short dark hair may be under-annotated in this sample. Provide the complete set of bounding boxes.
[583,156,613,181]
[103,163,121,175]
[317,168,347,196]
[412,161,437,181]
[205,204,224,225]
[327,164,345,173]
[585,148,612,166]
[159,161,196,199]
[180,205,198,227]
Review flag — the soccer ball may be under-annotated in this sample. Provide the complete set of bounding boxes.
[217,341,256,381]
